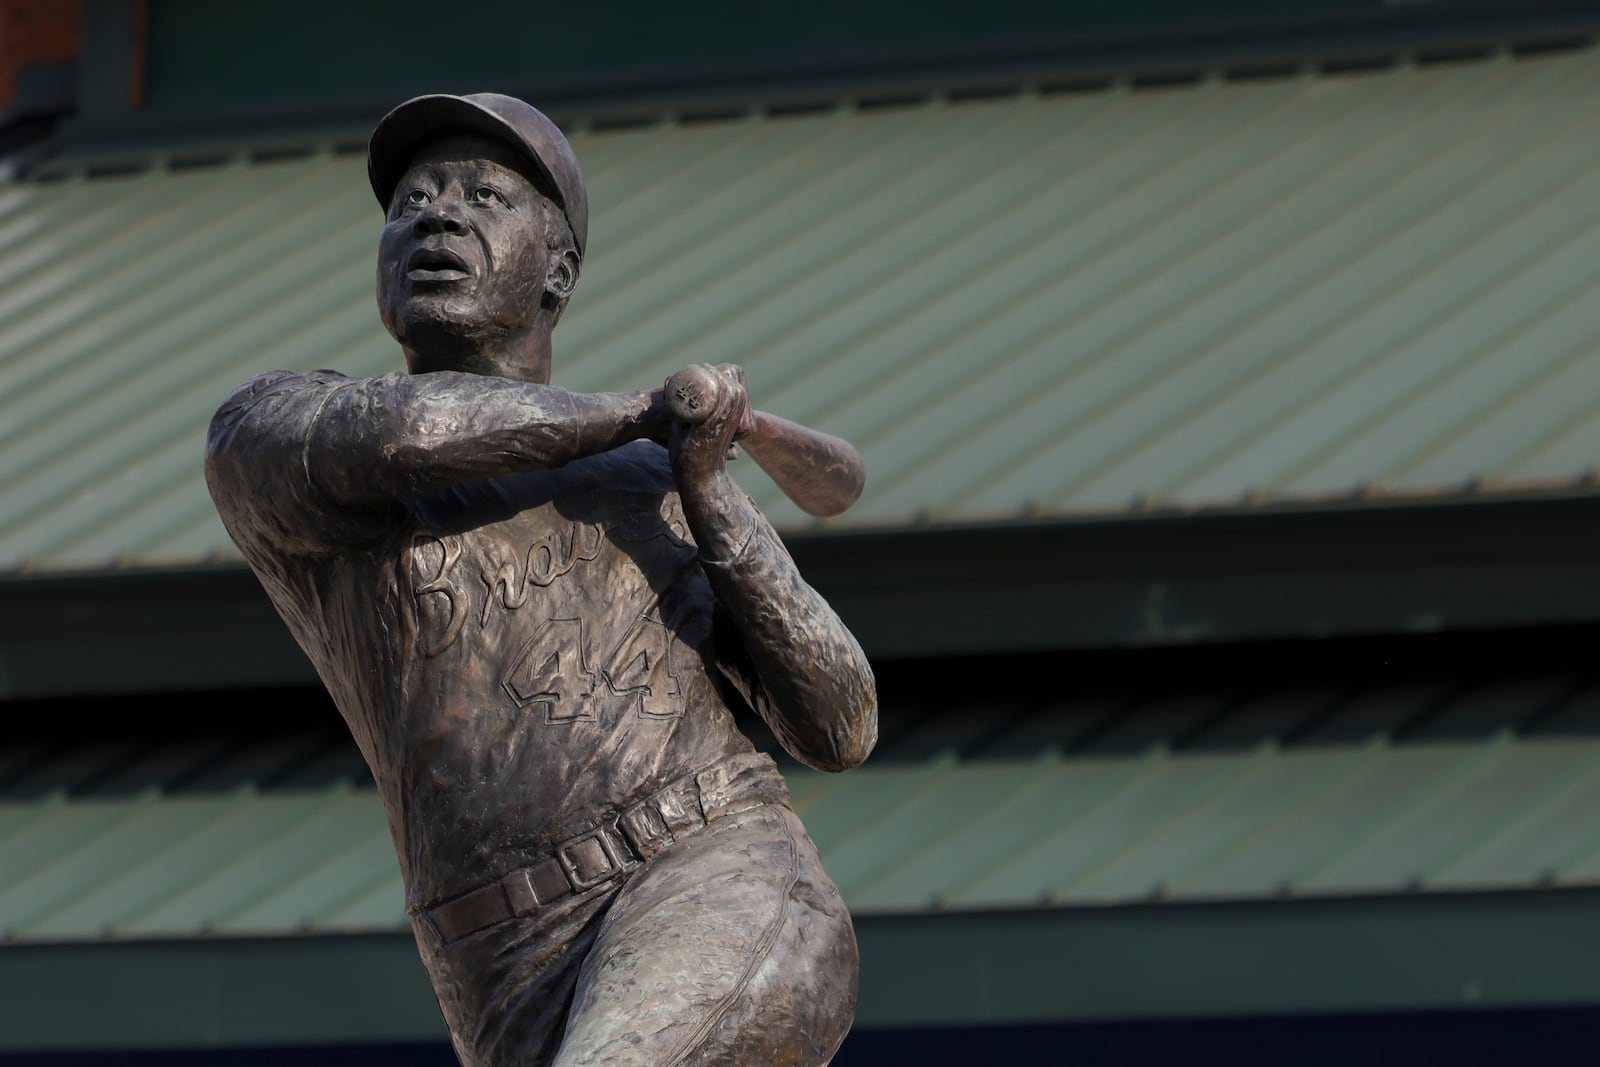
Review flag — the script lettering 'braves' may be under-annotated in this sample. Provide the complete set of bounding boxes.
[205,92,877,1067]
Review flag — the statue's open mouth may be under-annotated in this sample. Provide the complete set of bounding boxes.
[407,248,470,283]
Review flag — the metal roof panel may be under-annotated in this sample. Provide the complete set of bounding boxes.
[5,49,1600,569]
[6,659,1600,939]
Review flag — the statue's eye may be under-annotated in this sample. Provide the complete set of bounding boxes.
[405,189,431,207]
[472,187,500,204]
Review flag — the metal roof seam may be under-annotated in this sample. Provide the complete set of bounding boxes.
[1098,52,1590,503]
[25,279,378,558]
[0,162,276,357]
[946,747,1171,906]
[1292,735,1512,893]
[1286,139,1600,493]
[826,87,1253,471]
[803,95,1311,453]
[840,751,1065,909]
[1425,738,1600,887]
[1051,740,1282,902]
[1387,236,1600,488]
[569,102,992,388]
[1171,737,1389,897]
[0,789,164,934]
[1456,276,1600,483]
[1032,57,1594,509]
[676,101,1088,414]
[0,169,364,456]
[180,781,360,931]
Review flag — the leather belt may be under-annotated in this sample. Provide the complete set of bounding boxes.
[418,751,783,945]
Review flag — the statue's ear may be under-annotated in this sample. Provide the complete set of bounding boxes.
[546,248,580,301]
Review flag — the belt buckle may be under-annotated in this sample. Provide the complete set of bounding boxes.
[557,824,627,892]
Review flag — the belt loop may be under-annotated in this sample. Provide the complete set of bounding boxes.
[619,803,671,860]
[653,778,705,838]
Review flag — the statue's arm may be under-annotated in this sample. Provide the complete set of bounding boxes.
[300,370,666,505]
[673,367,878,773]
[205,368,667,554]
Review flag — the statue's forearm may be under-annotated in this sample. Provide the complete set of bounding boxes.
[682,471,878,772]
[307,372,665,504]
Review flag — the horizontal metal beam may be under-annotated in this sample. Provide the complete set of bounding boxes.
[7,493,1600,696]
[823,491,1600,658]
[37,2,1600,172]
[3,888,1600,1051]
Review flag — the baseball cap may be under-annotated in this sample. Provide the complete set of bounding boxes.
[368,92,589,255]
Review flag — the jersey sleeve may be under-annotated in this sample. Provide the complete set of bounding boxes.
[707,519,878,773]
[204,369,395,560]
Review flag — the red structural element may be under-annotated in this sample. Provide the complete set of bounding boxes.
[0,0,81,110]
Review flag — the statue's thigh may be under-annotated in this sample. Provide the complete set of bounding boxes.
[555,804,859,1067]
[414,889,613,1067]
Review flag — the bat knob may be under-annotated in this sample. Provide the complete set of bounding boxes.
[665,365,723,424]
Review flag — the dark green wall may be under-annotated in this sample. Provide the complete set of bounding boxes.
[5,890,1600,1050]
[141,0,1373,114]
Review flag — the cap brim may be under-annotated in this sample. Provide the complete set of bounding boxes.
[367,95,565,215]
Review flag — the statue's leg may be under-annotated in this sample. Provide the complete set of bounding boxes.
[411,883,619,1067]
[554,803,858,1067]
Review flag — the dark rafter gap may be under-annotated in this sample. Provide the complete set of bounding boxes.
[1508,676,1597,739]
[587,113,660,133]
[68,739,167,799]
[0,740,67,797]
[1037,76,1114,96]
[676,108,752,126]
[167,154,232,172]
[765,100,834,119]
[1179,679,1281,751]
[161,735,261,796]
[946,84,1024,104]
[1129,70,1207,91]
[1170,692,1251,753]
[1415,45,1497,67]
[1059,692,1141,758]
[83,160,148,180]
[1319,54,1397,77]
[854,93,929,112]
[248,146,317,165]
[1223,63,1302,82]
[1286,678,1392,747]
[1512,34,1595,58]
[252,735,344,792]
[1384,677,1476,744]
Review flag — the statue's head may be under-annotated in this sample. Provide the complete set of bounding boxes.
[367,93,587,379]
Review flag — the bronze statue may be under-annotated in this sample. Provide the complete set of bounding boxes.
[204,93,878,1067]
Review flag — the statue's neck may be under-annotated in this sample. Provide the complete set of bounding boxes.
[406,327,553,383]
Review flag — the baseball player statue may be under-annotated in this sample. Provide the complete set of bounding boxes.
[204,93,878,1067]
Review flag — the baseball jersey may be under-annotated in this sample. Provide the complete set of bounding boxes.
[206,369,775,911]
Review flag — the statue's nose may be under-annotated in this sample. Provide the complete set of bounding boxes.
[413,202,469,237]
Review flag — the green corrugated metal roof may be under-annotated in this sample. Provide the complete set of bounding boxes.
[5,46,1600,571]
[5,659,1600,942]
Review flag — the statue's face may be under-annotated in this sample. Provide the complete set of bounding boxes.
[376,134,568,371]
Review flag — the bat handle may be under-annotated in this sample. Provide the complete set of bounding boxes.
[665,365,728,424]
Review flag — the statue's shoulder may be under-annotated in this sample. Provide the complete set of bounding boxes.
[213,367,349,415]
[205,368,372,557]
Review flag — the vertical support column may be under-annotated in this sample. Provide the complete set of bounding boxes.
[79,0,144,118]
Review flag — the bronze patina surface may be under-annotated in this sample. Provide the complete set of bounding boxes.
[205,92,878,1067]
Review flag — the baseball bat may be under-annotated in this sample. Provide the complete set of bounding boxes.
[665,366,866,519]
